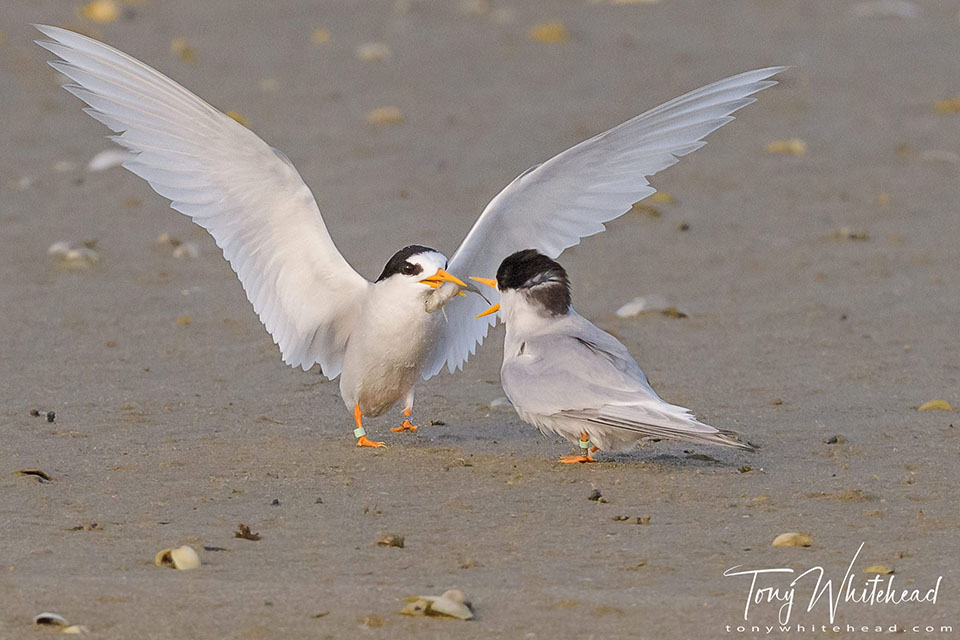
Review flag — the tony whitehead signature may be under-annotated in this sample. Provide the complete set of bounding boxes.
[723,542,943,624]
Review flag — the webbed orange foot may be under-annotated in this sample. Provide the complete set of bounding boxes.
[357,435,386,448]
[559,455,596,464]
[391,420,419,433]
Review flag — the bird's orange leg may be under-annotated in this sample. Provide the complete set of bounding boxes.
[391,407,419,433]
[560,432,596,463]
[354,403,385,448]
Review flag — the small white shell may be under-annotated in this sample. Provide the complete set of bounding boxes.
[400,590,474,620]
[155,545,201,570]
[33,612,68,626]
[47,242,100,269]
[616,294,670,318]
[62,625,90,635]
[354,42,391,62]
[422,595,474,620]
[47,242,72,258]
[172,242,200,259]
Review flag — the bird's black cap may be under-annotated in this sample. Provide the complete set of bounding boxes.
[376,244,439,281]
[496,249,571,316]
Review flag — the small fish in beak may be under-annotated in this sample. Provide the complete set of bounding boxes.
[423,269,468,315]
[422,268,468,301]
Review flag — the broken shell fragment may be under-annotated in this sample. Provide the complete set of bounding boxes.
[376,533,405,548]
[615,294,688,319]
[48,241,100,270]
[34,612,68,626]
[918,400,953,411]
[355,42,391,61]
[155,545,201,570]
[366,106,404,125]
[528,21,569,43]
[864,565,894,574]
[766,138,807,155]
[772,532,812,547]
[171,37,197,63]
[401,590,474,620]
[172,242,200,259]
[62,625,90,635]
[80,0,120,24]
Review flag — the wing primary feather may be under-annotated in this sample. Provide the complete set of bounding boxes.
[425,66,784,379]
[37,24,370,378]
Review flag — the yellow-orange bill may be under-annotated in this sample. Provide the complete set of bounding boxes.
[421,268,467,288]
[475,303,500,319]
[470,276,498,289]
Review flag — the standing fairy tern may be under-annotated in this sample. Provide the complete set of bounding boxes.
[472,251,753,462]
[35,25,781,448]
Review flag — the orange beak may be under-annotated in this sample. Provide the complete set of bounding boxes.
[469,276,500,318]
[475,303,500,319]
[470,277,498,289]
[421,268,468,296]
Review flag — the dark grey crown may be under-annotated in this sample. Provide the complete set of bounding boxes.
[496,249,571,316]
[376,244,440,281]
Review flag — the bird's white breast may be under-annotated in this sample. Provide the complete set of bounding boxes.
[339,284,442,416]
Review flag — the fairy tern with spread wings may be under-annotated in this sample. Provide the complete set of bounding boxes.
[36,25,781,448]
[472,251,753,462]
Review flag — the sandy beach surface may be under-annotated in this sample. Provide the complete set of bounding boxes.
[1,1,958,638]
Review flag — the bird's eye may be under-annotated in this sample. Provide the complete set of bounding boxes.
[402,263,417,275]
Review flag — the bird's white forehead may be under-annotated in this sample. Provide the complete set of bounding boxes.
[408,250,448,271]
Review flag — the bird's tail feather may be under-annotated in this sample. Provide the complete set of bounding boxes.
[561,408,755,451]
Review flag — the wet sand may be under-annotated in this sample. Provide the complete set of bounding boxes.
[1,1,958,638]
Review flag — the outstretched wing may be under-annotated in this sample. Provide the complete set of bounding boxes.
[426,67,784,378]
[36,25,370,378]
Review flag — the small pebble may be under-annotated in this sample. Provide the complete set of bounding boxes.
[46,411,56,423]
[612,515,650,525]
[271,498,280,506]
[824,434,847,444]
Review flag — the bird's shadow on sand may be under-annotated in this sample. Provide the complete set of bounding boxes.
[591,445,754,470]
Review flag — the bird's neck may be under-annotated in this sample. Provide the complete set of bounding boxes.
[502,292,573,339]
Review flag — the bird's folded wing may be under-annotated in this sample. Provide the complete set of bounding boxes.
[559,406,751,450]
[502,334,749,449]
[36,25,369,377]
[425,66,784,378]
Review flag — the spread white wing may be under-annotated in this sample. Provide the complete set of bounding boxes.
[36,25,370,378]
[426,66,784,378]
